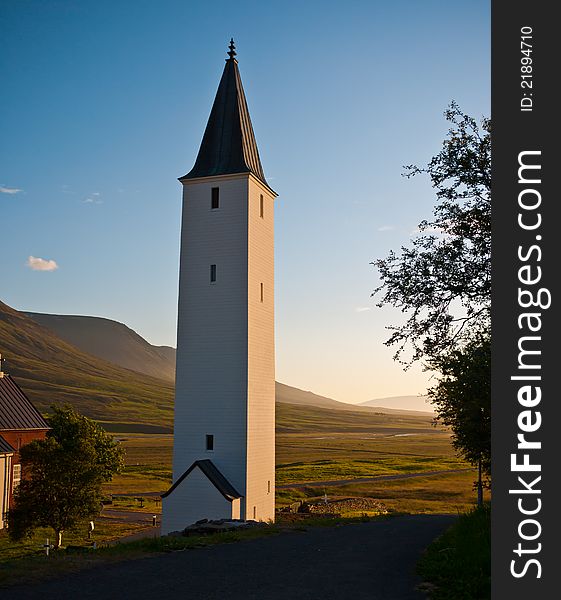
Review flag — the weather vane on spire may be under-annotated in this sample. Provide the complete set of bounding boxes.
[227,38,236,60]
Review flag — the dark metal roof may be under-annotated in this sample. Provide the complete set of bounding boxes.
[0,375,50,431]
[161,459,242,501]
[181,43,271,191]
[0,434,15,454]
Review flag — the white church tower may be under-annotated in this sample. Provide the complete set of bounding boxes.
[161,40,277,534]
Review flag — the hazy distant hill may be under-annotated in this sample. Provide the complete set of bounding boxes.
[26,312,175,382]
[0,300,174,426]
[361,395,434,413]
[275,382,432,416]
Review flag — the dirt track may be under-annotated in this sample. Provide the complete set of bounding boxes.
[276,467,475,489]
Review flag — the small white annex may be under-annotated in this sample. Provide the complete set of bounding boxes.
[161,460,241,533]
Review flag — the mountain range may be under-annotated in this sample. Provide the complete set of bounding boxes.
[0,300,174,426]
[0,300,432,430]
[23,310,432,414]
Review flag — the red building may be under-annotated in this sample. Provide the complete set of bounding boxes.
[0,359,49,526]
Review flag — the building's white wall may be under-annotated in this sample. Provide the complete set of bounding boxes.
[0,454,12,529]
[231,497,241,520]
[246,176,276,522]
[161,467,234,534]
[172,174,249,499]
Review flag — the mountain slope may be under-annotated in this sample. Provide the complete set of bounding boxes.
[26,312,175,382]
[0,300,174,426]
[276,401,434,433]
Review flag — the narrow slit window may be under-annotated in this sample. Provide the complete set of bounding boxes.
[260,282,264,302]
[211,187,219,209]
[253,506,256,520]
[267,480,271,494]
[259,194,264,218]
[206,434,214,451]
[210,264,217,282]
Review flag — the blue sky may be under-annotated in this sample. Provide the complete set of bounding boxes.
[0,0,490,403]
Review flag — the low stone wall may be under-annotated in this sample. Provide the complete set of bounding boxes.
[300,497,388,515]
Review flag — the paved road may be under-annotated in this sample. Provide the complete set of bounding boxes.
[277,467,475,489]
[3,515,455,600]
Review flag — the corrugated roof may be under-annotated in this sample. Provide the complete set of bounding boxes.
[0,375,50,431]
[161,459,242,501]
[180,41,272,192]
[0,434,15,454]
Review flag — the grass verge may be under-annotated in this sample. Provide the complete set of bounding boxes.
[417,503,490,599]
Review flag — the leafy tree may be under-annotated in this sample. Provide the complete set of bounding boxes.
[373,101,490,364]
[372,103,491,499]
[427,335,491,504]
[8,406,124,548]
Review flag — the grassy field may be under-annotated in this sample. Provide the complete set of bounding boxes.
[0,402,481,567]
[0,520,145,562]
[99,424,479,515]
[274,430,478,514]
[276,431,467,484]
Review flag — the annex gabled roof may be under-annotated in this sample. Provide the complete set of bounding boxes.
[0,375,50,431]
[180,40,272,191]
[0,434,15,455]
[161,459,242,501]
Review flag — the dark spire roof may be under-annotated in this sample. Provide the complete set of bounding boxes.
[181,40,270,189]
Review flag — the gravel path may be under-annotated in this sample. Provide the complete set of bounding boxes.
[2,514,455,600]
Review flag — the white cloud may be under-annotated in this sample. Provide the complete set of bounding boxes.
[26,256,59,271]
[355,306,372,313]
[0,185,23,194]
[377,225,395,232]
[83,192,103,204]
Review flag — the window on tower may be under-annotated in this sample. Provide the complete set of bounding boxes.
[206,434,214,451]
[260,194,264,218]
[210,264,217,282]
[260,282,264,302]
[211,187,219,209]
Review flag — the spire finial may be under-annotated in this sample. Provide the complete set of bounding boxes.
[227,38,236,60]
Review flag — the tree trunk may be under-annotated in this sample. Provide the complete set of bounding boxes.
[477,457,483,507]
[54,529,63,549]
